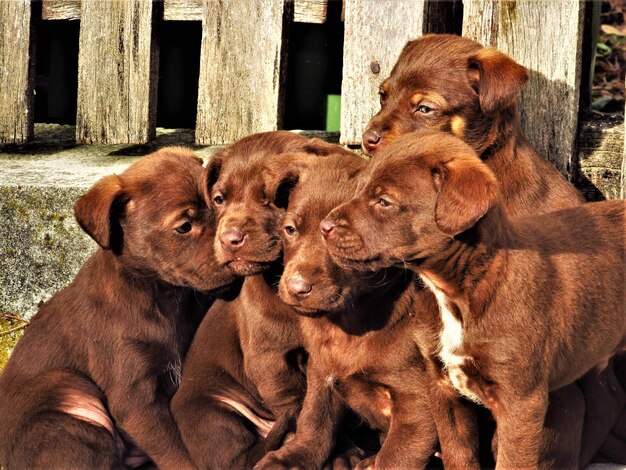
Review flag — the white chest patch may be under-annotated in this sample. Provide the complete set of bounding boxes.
[420,275,482,404]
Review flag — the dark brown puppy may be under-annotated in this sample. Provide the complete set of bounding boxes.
[172,132,361,468]
[363,34,584,216]
[0,148,236,469]
[323,130,626,469]
[362,33,625,467]
[256,155,439,470]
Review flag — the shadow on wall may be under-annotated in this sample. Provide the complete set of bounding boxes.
[520,70,610,202]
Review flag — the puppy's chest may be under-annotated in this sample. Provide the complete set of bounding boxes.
[420,276,482,404]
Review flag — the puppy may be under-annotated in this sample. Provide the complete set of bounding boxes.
[255,154,440,470]
[0,148,236,469]
[362,34,584,216]
[363,33,625,467]
[172,132,360,468]
[322,130,625,469]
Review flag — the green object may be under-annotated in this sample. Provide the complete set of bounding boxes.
[325,94,341,132]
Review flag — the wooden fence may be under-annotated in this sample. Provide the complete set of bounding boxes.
[0,0,624,198]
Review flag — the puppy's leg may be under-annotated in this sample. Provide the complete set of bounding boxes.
[493,387,548,469]
[425,361,480,470]
[367,390,438,469]
[174,393,268,468]
[256,366,344,470]
[6,411,123,470]
[107,368,194,469]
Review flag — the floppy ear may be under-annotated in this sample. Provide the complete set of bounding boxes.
[202,154,223,204]
[74,175,125,251]
[433,156,498,236]
[264,153,311,209]
[468,47,528,116]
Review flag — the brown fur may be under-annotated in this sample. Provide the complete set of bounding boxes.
[323,130,626,469]
[172,132,364,468]
[361,33,626,467]
[0,148,236,469]
[255,155,440,470]
[362,34,584,216]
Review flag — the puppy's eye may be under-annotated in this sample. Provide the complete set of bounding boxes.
[416,105,433,114]
[284,225,297,236]
[378,197,391,207]
[176,221,192,234]
[378,90,387,105]
[213,193,225,205]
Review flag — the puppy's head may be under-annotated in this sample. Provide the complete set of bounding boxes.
[277,155,369,316]
[323,131,499,271]
[74,147,236,292]
[363,34,528,157]
[204,131,350,276]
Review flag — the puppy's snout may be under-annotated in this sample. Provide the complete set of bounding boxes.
[220,228,246,252]
[286,276,313,299]
[320,218,336,238]
[362,129,382,153]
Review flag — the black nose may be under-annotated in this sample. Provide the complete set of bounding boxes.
[286,276,313,299]
[362,129,382,153]
[320,218,336,238]
[220,228,245,252]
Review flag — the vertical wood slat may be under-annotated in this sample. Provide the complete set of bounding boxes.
[0,0,34,144]
[42,0,81,20]
[76,0,158,144]
[463,0,585,178]
[195,0,286,145]
[340,0,426,145]
[294,0,327,24]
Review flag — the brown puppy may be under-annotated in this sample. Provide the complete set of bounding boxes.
[323,130,625,469]
[362,33,625,467]
[0,148,236,469]
[172,132,361,468]
[255,154,439,470]
[362,34,584,216]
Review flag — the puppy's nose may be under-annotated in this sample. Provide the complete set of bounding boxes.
[286,276,312,299]
[320,218,336,238]
[220,228,245,252]
[362,129,382,153]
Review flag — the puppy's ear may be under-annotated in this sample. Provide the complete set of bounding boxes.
[202,154,223,205]
[264,153,311,209]
[433,156,498,236]
[468,47,528,116]
[74,175,125,251]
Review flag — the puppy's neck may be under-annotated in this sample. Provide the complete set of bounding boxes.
[327,268,415,335]
[418,202,514,310]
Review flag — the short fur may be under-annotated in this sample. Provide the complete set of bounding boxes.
[362,33,626,467]
[256,155,441,470]
[323,131,626,469]
[172,133,363,468]
[0,148,236,469]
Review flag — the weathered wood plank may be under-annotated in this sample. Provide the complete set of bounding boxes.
[340,0,426,145]
[164,0,201,21]
[195,0,286,145]
[294,0,327,24]
[463,0,585,178]
[76,0,158,144]
[163,0,326,23]
[0,0,34,144]
[577,114,624,201]
[42,0,80,20]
